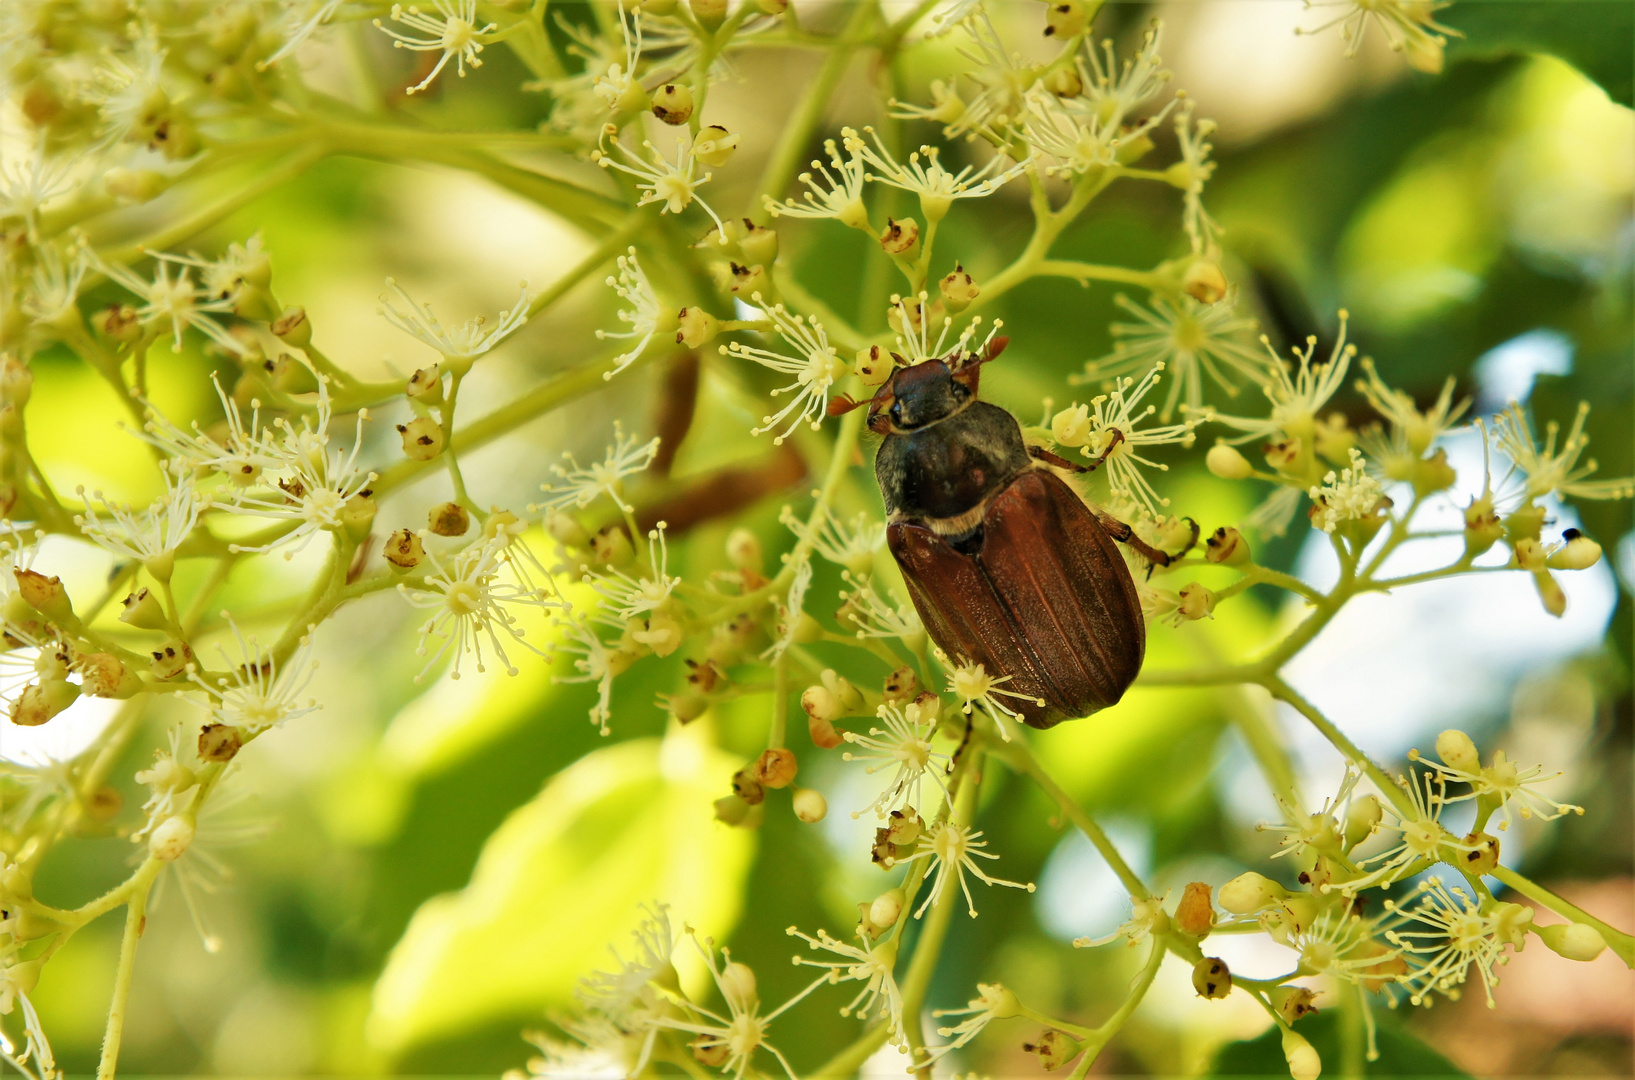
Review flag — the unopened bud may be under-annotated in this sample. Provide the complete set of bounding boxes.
[384,528,425,570]
[406,365,443,403]
[149,639,193,680]
[592,525,636,568]
[1176,882,1216,937]
[879,217,919,257]
[9,679,79,726]
[690,0,728,26]
[1043,0,1087,37]
[544,509,590,549]
[752,747,798,789]
[14,568,72,623]
[1412,447,1457,496]
[1182,260,1228,304]
[1270,985,1318,1025]
[1176,583,1216,621]
[77,652,141,698]
[1219,871,1286,915]
[1051,403,1092,447]
[105,167,168,202]
[1205,526,1249,566]
[651,83,693,125]
[725,528,762,572]
[664,691,709,723]
[1536,921,1606,962]
[271,306,311,347]
[885,808,923,846]
[714,793,762,827]
[1043,65,1083,97]
[1548,529,1601,570]
[1281,1027,1321,1080]
[695,125,741,167]
[731,768,765,805]
[882,666,919,703]
[94,303,142,342]
[870,888,904,930]
[198,722,244,762]
[1192,956,1231,999]
[428,501,470,537]
[719,960,757,1010]
[854,345,894,386]
[397,417,445,461]
[674,305,721,349]
[120,587,168,629]
[792,787,827,823]
[1459,830,1500,876]
[149,814,196,860]
[1434,729,1479,773]
[1533,567,1567,617]
[739,221,779,266]
[1343,793,1382,850]
[1264,438,1302,472]
[1021,1029,1083,1071]
[633,612,684,657]
[938,262,980,313]
[1206,443,1253,480]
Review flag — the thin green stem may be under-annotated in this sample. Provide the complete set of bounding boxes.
[1492,865,1634,967]
[94,859,160,1080]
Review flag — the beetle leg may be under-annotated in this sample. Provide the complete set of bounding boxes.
[948,709,975,773]
[1029,428,1126,474]
[1095,511,1197,578]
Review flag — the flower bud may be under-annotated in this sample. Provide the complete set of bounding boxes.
[1264,438,1303,473]
[672,306,721,351]
[878,216,919,257]
[398,416,445,461]
[384,528,425,571]
[1270,985,1318,1025]
[1042,64,1084,96]
[1219,871,1286,915]
[1532,568,1566,617]
[1505,502,1546,544]
[428,501,470,537]
[271,306,311,347]
[792,787,827,823]
[1281,1027,1321,1080]
[1548,529,1601,571]
[9,679,78,726]
[592,525,636,568]
[406,365,444,403]
[694,125,741,167]
[870,888,904,930]
[105,166,169,202]
[1022,1029,1083,1071]
[1411,447,1457,496]
[939,262,980,313]
[714,793,760,827]
[1043,0,1088,37]
[150,639,193,680]
[634,612,684,657]
[14,568,72,623]
[1343,793,1382,850]
[94,303,142,343]
[690,0,728,27]
[1536,921,1607,962]
[198,722,244,763]
[651,83,694,125]
[1459,830,1499,876]
[120,587,169,629]
[1050,403,1092,447]
[854,345,894,386]
[728,262,767,296]
[541,509,588,550]
[885,807,923,846]
[148,814,196,861]
[1206,443,1253,480]
[1176,882,1216,937]
[1463,494,1503,558]
[882,666,919,703]
[1182,260,1228,304]
[1192,957,1231,999]
[752,747,798,789]
[731,768,765,805]
[723,529,762,573]
[77,652,142,699]
[740,221,779,267]
[1176,583,1216,621]
[1205,526,1249,566]
[719,960,757,1010]
[341,493,376,541]
[805,709,843,750]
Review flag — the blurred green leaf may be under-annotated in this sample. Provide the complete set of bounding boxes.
[1445,0,1634,106]
[366,732,755,1051]
[1211,1008,1471,1078]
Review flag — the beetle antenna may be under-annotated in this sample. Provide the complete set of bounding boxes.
[827,394,865,416]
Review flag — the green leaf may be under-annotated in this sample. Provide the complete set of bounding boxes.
[1211,1007,1471,1078]
[1445,0,1634,107]
[366,733,756,1051]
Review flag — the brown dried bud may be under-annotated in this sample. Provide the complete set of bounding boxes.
[428,501,470,537]
[1205,526,1249,566]
[198,722,244,763]
[76,652,141,698]
[882,666,920,703]
[731,768,765,805]
[879,217,920,256]
[270,306,311,346]
[398,416,445,461]
[1270,985,1319,1025]
[651,83,694,125]
[684,658,726,693]
[9,679,79,726]
[14,568,72,623]
[871,828,898,868]
[1021,1029,1084,1071]
[149,639,194,680]
[1175,881,1216,937]
[1192,956,1231,999]
[752,747,798,789]
[406,365,443,403]
[384,528,425,570]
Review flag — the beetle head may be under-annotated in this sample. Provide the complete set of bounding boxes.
[829,336,1009,435]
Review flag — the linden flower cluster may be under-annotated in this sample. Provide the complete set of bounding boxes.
[1,2,1629,1079]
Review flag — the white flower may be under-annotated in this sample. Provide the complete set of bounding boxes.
[938,15,1031,139]
[74,472,201,568]
[21,242,89,330]
[87,38,168,147]
[837,571,923,640]
[579,903,676,1024]
[153,236,270,305]
[532,422,661,515]
[550,614,620,735]
[1081,20,1172,127]
[925,0,986,37]
[890,294,1001,367]
[1171,102,1221,255]
[923,983,1019,1065]
[0,988,58,1080]
[0,150,74,241]
[778,504,883,574]
[901,821,1034,919]
[1206,312,1357,443]
[189,619,320,735]
[1270,903,1403,988]
[764,130,869,227]
[720,297,848,444]
[1492,401,1633,502]
[1383,880,1532,1007]
[1074,894,1169,948]
[591,3,645,109]
[842,698,951,820]
[373,0,496,95]
[646,934,811,1080]
[945,661,1041,743]
[786,927,905,1044]
[261,0,348,68]
[1259,767,1360,862]
[132,725,198,845]
[1298,0,1460,71]
[1077,294,1268,421]
[1017,91,1124,177]
[1073,363,1199,514]
[1308,448,1386,534]
[856,127,1025,222]
[761,554,811,662]
[1345,770,1483,893]
[91,253,246,355]
[596,249,664,380]
[593,132,725,232]
[402,534,564,682]
[137,373,281,484]
[587,523,677,621]
[1356,358,1467,481]
[379,277,530,361]
[1409,741,1585,832]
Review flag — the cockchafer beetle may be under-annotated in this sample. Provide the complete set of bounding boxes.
[829,337,1195,729]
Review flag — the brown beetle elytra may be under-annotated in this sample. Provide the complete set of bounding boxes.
[831,337,1193,728]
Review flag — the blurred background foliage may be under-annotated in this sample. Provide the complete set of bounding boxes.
[25,0,1632,1075]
